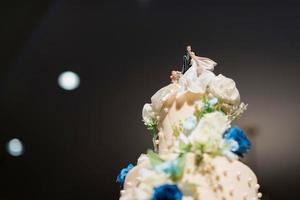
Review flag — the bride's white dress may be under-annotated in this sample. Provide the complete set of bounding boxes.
[151,56,217,113]
[178,56,217,95]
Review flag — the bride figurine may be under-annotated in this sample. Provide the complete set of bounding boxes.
[151,46,217,112]
[178,46,217,95]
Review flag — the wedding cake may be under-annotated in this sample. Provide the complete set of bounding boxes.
[117,46,262,200]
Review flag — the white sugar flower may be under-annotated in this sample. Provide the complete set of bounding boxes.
[142,103,156,124]
[189,111,230,145]
[209,74,240,105]
[138,169,170,188]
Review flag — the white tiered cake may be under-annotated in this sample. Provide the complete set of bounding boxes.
[117,47,262,200]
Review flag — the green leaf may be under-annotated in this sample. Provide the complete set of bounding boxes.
[179,143,192,154]
[145,119,158,137]
[171,154,186,181]
[172,120,183,138]
[147,150,164,166]
[144,119,159,152]
[195,94,217,120]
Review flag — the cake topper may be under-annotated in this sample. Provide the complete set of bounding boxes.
[170,70,182,83]
[170,46,218,85]
[181,45,192,74]
[170,45,193,83]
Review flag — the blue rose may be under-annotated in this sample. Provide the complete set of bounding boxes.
[224,126,251,157]
[116,163,134,188]
[152,184,183,200]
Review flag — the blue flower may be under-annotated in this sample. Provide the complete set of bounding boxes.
[208,97,218,106]
[225,139,239,152]
[224,126,251,157]
[116,163,134,188]
[154,155,185,181]
[154,160,181,178]
[183,116,197,134]
[152,184,183,200]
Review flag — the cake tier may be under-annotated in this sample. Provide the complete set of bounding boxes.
[119,54,261,200]
[122,153,260,200]
[154,88,202,155]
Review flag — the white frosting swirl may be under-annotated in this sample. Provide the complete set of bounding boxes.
[209,74,240,105]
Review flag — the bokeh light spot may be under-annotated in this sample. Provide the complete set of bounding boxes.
[58,71,80,90]
[7,138,24,157]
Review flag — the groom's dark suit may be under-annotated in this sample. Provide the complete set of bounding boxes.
[182,52,192,74]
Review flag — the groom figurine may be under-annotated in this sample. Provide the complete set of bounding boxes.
[181,45,192,74]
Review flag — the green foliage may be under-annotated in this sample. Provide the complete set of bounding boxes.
[147,150,164,166]
[195,154,204,166]
[171,154,186,181]
[228,103,248,122]
[179,141,223,166]
[179,143,192,154]
[147,150,186,182]
[195,141,223,157]
[172,120,183,138]
[203,97,215,113]
[144,119,159,152]
[145,118,159,137]
[195,95,217,120]
[195,95,220,120]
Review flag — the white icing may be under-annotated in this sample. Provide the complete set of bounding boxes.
[121,54,259,200]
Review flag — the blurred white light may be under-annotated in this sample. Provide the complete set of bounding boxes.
[58,71,80,90]
[7,138,24,157]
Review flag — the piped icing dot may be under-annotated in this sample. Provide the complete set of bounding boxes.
[248,177,253,187]
[255,184,260,190]
[237,171,241,181]
[257,192,262,198]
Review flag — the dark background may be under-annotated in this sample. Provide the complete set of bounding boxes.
[1,0,300,199]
